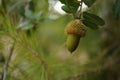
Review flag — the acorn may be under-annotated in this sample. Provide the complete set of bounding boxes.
[65,19,87,53]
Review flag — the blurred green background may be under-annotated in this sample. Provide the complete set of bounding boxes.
[0,0,120,80]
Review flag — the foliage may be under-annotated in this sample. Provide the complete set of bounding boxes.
[59,0,105,30]
[81,12,105,29]
[60,0,80,15]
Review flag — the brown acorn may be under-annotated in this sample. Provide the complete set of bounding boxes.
[65,19,87,53]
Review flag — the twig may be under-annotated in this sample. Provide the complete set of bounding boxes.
[77,0,83,19]
[1,40,16,80]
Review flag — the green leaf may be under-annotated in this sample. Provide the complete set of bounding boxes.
[82,19,98,29]
[35,11,44,20]
[60,0,79,14]
[25,9,35,20]
[62,5,71,13]
[83,12,105,26]
[16,21,34,30]
[113,0,120,19]
[83,0,96,7]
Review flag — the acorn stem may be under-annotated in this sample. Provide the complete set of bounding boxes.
[66,34,80,53]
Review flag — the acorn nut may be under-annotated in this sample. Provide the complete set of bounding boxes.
[65,19,87,53]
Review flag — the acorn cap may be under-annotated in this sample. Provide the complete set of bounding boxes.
[65,19,87,37]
